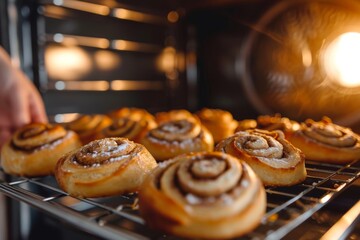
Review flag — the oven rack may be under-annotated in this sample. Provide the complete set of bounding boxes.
[0,159,359,240]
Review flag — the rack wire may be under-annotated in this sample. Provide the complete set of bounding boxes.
[0,159,359,240]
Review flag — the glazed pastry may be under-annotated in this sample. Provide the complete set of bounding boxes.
[138,151,266,239]
[287,117,360,164]
[236,114,300,138]
[1,123,81,177]
[196,108,238,143]
[140,118,214,161]
[64,114,112,144]
[55,137,157,198]
[108,107,156,125]
[97,117,157,143]
[155,109,198,125]
[216,129,306,186]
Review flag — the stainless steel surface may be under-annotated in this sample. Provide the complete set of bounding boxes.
[0,159,359,239]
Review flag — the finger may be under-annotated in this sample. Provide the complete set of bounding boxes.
[8,84,31,128]
[29,89,48,123]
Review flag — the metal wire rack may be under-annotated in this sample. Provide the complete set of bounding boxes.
[0,159,359,240]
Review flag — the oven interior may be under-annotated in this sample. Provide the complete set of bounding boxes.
[1,0,360,239]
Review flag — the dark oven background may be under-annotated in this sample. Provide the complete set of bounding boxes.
[0,0,287,120]
[3,0,360,131]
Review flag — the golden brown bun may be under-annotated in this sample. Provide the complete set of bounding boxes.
[1,123,82,177]
[108,107,156,124]
[140,118,214,161]
[155,109,198,125]
[97,116,157,143]
[196,108,238,143]
[55,137,157,198]
[287,117,360,164]
[64,114,112,144]
[236,114,300,138]
[216,129,306,186]
[138,152,266,239]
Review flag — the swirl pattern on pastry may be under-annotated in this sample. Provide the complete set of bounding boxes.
[55,137,157,198]
[140,119,214,161]
[64,114,112,144]
[1,123,81,176]
[216,129,306,186]
[138,152,266,239]
[196,108,238,143]
[287,117,360,163]
[98,117,157,143]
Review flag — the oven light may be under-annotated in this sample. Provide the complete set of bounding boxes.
[323,32,360,88]
[167,11,179,23]
[45,46,92,81]
[94,50,121,71]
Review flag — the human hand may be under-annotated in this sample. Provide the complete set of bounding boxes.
[0,48,48,149]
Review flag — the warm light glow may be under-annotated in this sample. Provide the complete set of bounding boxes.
[112,40,159,52]
[44,5,68,19]
[59,35,109,49]
[54,0,110,16]
[111,80,162,91]
[45,46,92,81]
[156,47,176,73]
[323,32,360,87]
[112,8,163,24]
[167,11,179,23]
[55,80,110,91]
[94,50,121,70]
[156,47,185,76]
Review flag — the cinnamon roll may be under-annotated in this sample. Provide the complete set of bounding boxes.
[236,114,300,138]
[1,123,81,177]
[216,129,306,186]
[108,107,156,125]
[64,114,112,144]
[138,152,266,239]
[287,117,360,164]
[155,109,198,124]
[55,138,157,198]
[97,117,157,143]
[140,119,214,161]
[196,108,238,143]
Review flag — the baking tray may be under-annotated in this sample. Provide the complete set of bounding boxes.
[0,159,359,240]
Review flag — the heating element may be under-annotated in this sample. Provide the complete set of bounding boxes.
[0,160,359,239]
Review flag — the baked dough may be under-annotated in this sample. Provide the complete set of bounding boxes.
[196,108,238,143]
[140,118,214,161]
[236,114,300,138]
[216,129,306,186]
[155,109,198,124]
[287,117,360,163]
[1,123,81,177]
[64,114,112,144]
[98,117,157,143]
[108,107,156,125]
[55,137,157,198]
[138,151,266,239]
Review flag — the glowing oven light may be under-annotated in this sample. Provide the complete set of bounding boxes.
[323,32,360,87]
[45,46,92,81]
